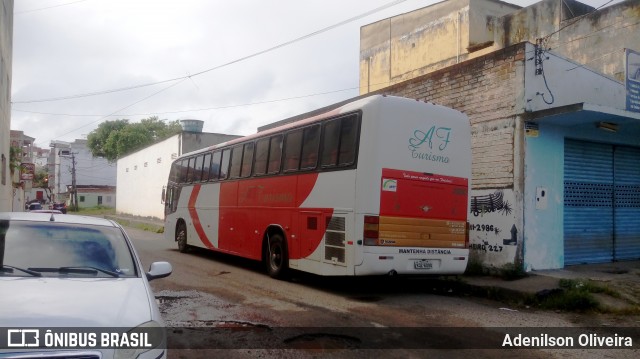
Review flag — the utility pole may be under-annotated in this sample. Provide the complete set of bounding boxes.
[71,152,78,212]
[59,149,78,211]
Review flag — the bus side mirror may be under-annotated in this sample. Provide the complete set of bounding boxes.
[161,186,166,204]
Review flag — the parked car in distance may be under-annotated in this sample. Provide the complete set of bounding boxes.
[51,202,67,214]
[27,202,42,211]
[0,212,172,359]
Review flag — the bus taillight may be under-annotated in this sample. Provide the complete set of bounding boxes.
[363,215,379,245]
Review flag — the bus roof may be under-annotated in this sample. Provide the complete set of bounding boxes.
[177,95,457,159]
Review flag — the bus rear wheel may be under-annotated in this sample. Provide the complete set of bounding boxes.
[176,222,188,253]
[266,233,288,279]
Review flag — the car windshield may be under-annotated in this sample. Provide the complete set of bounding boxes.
[0,220,137,278]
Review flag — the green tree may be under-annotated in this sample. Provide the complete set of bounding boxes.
[87,117,182,162]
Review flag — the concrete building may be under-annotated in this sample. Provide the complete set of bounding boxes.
[360,0,640,270]
[117,122,240,220]
[0,0,13,211]
[73,185,116,209]
[49,139,117,205]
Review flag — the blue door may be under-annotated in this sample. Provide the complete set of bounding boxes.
[564,139,640,265]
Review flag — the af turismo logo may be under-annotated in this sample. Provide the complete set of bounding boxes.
[408,125,452,164]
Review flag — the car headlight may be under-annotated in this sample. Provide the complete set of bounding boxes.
[114,320,166,359]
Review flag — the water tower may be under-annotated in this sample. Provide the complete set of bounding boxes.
[179,119,204,133]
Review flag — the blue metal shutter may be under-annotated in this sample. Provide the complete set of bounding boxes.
[564,139,613,265]
[614,146,640,260]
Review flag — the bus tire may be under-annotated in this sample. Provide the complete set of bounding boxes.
[176,221,189,253]
[266,233,288,279]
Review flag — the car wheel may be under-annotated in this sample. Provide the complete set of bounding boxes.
[176,222,188,253]
[266,233,288,279]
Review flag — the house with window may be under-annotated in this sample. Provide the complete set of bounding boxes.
[70,185,116,209]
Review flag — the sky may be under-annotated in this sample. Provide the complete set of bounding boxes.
[10,0,623,148]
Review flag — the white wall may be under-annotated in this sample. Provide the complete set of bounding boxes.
[117,135,180,219]
[523,42,626,113]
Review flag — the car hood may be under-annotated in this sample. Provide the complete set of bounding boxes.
[0,277,155,327]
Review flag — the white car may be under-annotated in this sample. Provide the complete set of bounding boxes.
[0,212,172,359]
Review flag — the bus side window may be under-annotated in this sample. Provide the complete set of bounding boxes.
[284,129,303,172]
[194,155,204,182]
[267,135,283,174]
[186,158,197,183]
[169,162,180,183]
[229,145,243,178]
[241,142,254,178]
[300,125,320,170]
[321,120,340,167]
[210,151,221,180]
[254,138,269,176]
[338,116,358,166]
[179,159,189,183]
[202,153,211,182]
[220,149,231,180]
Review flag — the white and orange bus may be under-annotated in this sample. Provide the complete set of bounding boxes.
[163,95,471,278]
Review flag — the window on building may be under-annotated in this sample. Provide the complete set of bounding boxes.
[98,196,103,205]
[106,196,112,203]
[79,196,85,202]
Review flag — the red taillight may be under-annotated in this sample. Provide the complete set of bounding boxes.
[364,215,379,224]
[363,215,379,246]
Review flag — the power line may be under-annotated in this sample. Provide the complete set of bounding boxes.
[11,0,409,105]
[46,78,188,144]
[14,0,93,15]
[12,85,364,118]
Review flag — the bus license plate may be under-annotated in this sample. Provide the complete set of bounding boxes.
[414,260,433,270]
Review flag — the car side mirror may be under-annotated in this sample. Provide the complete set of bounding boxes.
[146,261,172,281]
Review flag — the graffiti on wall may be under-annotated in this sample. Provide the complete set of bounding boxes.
[469,189,518,266]
[471,190,512,217]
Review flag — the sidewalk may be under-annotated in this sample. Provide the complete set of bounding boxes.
[104,214,165,233]
[461,261,640,312]
[106,213,640,312]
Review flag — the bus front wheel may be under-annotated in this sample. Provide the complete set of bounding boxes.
[176,222,188,253]
[266,233,288,279]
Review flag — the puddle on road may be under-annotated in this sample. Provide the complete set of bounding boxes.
[155,289,269,328]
